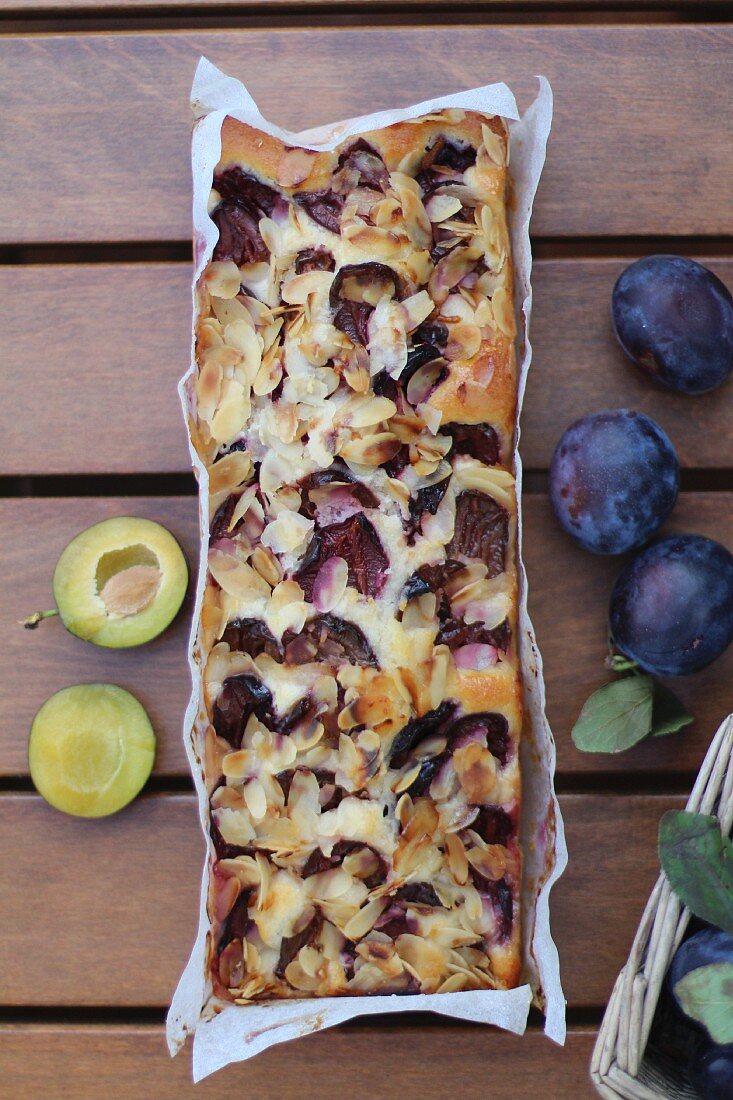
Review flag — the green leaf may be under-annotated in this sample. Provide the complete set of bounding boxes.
[673,963,733,1043]
[606,654,639,673]
[571,676,654,753]
[658,811,733,935]
[651,682,694,737]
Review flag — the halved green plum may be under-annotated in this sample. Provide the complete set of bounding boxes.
[29,683,156,818]
[50,516,188,647]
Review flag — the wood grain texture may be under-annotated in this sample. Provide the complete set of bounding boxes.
[3,494,731,779]
[0,792,677,1007]
[0,0,719,9]
[1,25,731,243]
[3,259,732,476]
[0,1025,597,1099]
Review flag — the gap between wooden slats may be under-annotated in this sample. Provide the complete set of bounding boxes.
[0,791,685,1007]
[0,26,731,242]
[1,258,732,475]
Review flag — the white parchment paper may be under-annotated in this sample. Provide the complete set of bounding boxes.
[167,58,567,1082]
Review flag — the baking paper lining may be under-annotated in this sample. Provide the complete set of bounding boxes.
[167,58,566,1082]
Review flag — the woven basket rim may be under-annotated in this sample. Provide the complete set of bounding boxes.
[590,713,733,1099]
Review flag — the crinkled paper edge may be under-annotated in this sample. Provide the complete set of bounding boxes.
[167,58,567,1082]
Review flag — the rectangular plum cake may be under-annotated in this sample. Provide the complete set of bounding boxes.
[191,109,523,1001]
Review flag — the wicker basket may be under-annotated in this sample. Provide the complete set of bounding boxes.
[591,713,733,1100]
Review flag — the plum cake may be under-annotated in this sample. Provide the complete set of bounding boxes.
[190,108,523,1002]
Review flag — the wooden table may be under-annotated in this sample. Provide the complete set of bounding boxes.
[1,3,731,1096]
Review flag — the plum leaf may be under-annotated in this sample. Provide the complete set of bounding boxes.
[658,810,733,936]
[673,963,733,1043]
[651,681,693,737]
[571,675,653,753]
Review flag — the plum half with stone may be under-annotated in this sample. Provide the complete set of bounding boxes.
[29,684,156,817]
[24,517,188,647]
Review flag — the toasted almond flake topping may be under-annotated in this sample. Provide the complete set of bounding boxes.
[481,122,507,168]
[445,322,482,362]
[312,556,348,613]
[453,743,498,804]
[205,260,241,299]
[209,452,252,495]
[209,550,271,600]
[261,510,313,555]
[276,147,316,187]
[401,290,435,332]
[339,431,401,467]
[424,193,463,223]
[99,564,161,617]
[491,286,516,338]
[340,395,397,429]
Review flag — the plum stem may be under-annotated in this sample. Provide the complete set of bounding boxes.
[20,608,59,630]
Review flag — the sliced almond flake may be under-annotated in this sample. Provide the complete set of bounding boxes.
[205,260,241,299]
[197,318,224,352]
[290,720,324,753]
[275,147,316,186]
[455,463,515,509]
[210,382,251,445]
[372,195,402,229]
[281,270,334,305]
[401,592,437,632]
[211,295,253,328]
[261,511,313,555]
[339,432,401,467]
[401,290,435,333]
[445,832,469,885]
[445,322,482,362]
[491,286,516,338]
[224,320,263,377]
[467,844,508,881]
[341,395,397,429]
[391,178,432,250]
[253,354,283,397]
[481,122,507,168]
[437,972,470,994]
[424,193,463,223]
[404,249,434,287]
[196,359,223,423]
[395,792,414,829]
[208,451,252,495]
[99,564,161,617]
[341,223,405,259]
[306,868,354,901]
[454,743,498,804]
[393,763,422,795]
[208,550,271,600]
[250,545,282,588]
[416,401,443,435]
[243,778,268,821]
[428,645,450,711]
[428,248,475,306]
[312,556,348,613]
[343,898,388,941]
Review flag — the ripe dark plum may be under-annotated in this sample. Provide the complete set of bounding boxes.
[549,410,679,554]
[610,535,733,675]
[668,929,733,1017]
[691,1045,733,1100]
[295,514,388,600]
[612,256,733,395]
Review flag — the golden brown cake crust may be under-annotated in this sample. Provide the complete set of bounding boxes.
[193,107,523,1002]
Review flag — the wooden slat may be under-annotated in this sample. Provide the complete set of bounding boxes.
[3,258,733,476]
[3,494,732,779]
[0,0,719,9]
[2,497,196,777]
[0,791,675,1007]
[1,25,731,243]
[0,1024,597,1099]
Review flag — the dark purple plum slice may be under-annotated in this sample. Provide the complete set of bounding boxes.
[283,614,377,667]
[295,247,335,274]
[445,712,511,766]
[275,911,323,979]
[394,882,443,907]
[389,701,457,768]
[444,423,501,467]
[212,674,274,749]
[449,491,508,577]
[221,618,282,660]
[295,514,388,601]
[294,189,343,234]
